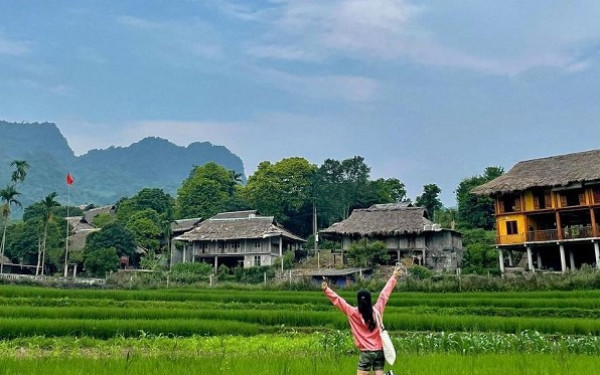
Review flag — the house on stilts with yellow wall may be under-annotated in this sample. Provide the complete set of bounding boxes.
[472,149,600,273]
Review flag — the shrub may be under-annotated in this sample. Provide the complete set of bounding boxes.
[170,262,213,283]
[84,247,119,277]
[410,265,433,280]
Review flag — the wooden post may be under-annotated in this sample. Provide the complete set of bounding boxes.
[214,256,218,274]
[526,246,534,271]
[591,209,598,237]
[537,252,543,269]
[569,250,575,270]
[498,248,505,275]
[594,242,600,270]
[279,235,283,274]
[559,244,567,273]
[555,212,563,240]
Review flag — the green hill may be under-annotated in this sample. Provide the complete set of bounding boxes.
[0,121,245,215]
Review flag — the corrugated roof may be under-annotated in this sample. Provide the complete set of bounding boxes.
[472,149,600,195]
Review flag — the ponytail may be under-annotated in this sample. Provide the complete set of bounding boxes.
[357,289,376,331]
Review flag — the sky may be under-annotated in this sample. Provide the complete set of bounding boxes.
[2,1,600,206]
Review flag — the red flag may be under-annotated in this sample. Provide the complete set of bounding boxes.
[66,173,74,186]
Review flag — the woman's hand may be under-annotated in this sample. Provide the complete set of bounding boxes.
[321,280,328,290]
[393,265,404,278]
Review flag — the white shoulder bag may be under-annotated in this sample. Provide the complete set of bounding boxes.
[374,309,396,365]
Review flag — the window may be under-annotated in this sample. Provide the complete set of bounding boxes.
[501,196,521,213]
[506,221,518,235]
[533,191,549,209]
[218,242,225,253]
[254,240,261,247]
[561,190,584,207]
[594,188,600,204]
[254,256,261,267]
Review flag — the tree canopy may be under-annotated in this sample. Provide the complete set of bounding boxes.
[456,167,504,230]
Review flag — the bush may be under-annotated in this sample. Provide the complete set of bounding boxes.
[170,262,213,284]
[84,247,119,277]
[409,265,433,280]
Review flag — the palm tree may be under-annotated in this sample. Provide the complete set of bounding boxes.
[10,160,30,184]
[0,185,22,274]
[37,192,59,276]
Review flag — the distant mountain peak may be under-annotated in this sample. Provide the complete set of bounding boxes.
[0,121,246,214]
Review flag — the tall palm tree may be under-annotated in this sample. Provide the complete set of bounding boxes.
[37,192,59,276]
[0,185,22,274]
[10,160,30,184]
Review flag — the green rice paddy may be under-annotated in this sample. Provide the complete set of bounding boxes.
[2,285,600,374]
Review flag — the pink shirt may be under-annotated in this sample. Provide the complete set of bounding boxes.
[324,276,397,351]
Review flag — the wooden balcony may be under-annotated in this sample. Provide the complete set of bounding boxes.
[498,225,600,245]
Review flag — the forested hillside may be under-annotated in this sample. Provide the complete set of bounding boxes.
[0,122,245,213]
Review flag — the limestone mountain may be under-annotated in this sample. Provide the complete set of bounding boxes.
[0,121,245,215]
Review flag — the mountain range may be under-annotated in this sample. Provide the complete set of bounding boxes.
[0,121,245,214]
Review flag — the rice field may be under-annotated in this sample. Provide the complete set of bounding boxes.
[2,285,600,374]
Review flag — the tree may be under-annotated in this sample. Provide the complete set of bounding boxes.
[347,239,390,267]
[85,223,136,259]
[176,162,235,219]
[116,188,174,224]
[10,160,30,184]
[0,159,29,274]
[456,167,504,230]
[125,210,162,252]
[243,157,317,236]
[37,192,60,276]
[415,184,443,219]
[460,229,499,274]
[315,157,374,227]
[0,184,21,273]
[84,247,119,277]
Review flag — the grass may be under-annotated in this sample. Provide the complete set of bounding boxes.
[1,354,599,375]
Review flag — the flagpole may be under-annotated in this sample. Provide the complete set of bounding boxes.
[63,177,70,277]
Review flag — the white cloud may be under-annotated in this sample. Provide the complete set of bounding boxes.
[253,68,380,102]
[0,33,31,56]
[221,0,598,76]
[116,15,222,60]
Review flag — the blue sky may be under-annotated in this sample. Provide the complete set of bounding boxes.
[2,1,600,206]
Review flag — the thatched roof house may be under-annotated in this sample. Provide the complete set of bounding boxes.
[175,214,304,242]
[472,149,600,196]
[320,205,435,238]
[172,210,305,269]
[321,204,462,272]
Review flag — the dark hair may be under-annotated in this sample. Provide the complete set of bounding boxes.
[357,289,376,331]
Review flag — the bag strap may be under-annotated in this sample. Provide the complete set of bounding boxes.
[373,309,386,331]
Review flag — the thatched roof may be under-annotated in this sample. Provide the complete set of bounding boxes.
[83,205,115,225]
[174,211,304,242]
[320,205,435,237]
[171,218,202,233]
[68,228,101,252]
[66,216,95,232]
[472,149,600,196]
[212,210,258,219]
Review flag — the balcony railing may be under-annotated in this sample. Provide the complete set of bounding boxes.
[498,225,600,245]
[526,229,559,242]
[561,225,596,240]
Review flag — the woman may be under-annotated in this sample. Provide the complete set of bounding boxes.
[322,266,402,375]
